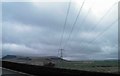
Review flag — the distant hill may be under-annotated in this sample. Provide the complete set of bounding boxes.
[2,55,65,62]
[2,55,31,61]
[2,55,17,59]
[2,55,66,66]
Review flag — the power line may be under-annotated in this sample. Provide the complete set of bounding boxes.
[79,18,119,51]
[78,0,95,27]
[66,0,95,49]
[60,0,119,59]
[58,0,71,50]
[75,2,118,50]
[63,0,86,49]
[58,0,118,58]
[90,2,117,32]
[58,0,71,58]
[89,18,119,44]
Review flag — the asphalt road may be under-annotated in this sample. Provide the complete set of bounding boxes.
[0,67,32,76]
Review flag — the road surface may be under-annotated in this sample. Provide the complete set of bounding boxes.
[0,67,32,76]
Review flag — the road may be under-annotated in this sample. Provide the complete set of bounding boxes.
[0,67,32,76]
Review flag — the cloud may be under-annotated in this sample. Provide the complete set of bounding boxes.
[2,1,118,60]
[2,43,61,57]
[2,43,40,56]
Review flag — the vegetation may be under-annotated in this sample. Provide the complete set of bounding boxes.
[2,55,119,73]
[55,60,119,73]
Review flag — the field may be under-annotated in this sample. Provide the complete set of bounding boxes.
[2,55,119,74]
[55,60,119,73]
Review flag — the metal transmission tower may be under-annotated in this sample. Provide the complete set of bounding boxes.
[57,0,71,59]
[59,49,64,59]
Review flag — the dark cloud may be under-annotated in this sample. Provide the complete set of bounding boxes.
[2,1,118,60]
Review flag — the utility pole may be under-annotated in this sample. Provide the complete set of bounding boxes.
[59,49,64,59]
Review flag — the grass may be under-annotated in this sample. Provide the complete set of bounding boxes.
[55,60,119,73]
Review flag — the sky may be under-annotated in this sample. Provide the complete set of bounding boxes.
[1,0,119,60]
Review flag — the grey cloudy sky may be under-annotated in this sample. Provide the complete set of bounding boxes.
[1,0,119,60]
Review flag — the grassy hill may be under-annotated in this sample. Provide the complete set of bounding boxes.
[2,55,119,73]
[2,55,65,65]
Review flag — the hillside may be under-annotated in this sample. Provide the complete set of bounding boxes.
[2,55,119,73]
[2,55,65,65]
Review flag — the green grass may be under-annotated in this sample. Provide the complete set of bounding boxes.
[55,60,119,73]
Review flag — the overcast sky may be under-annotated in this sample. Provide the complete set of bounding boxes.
[1,0,119,60]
